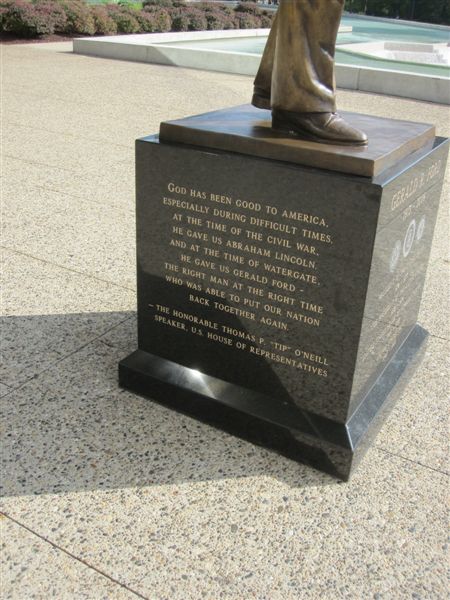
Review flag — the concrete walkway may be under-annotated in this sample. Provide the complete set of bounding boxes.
[1,41,449,599]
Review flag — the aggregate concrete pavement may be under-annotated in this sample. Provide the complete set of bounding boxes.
[1,41,449,600]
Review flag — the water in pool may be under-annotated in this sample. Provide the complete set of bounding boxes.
[164,16,450,78]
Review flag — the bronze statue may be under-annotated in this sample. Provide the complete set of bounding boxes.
[252,0,368,146]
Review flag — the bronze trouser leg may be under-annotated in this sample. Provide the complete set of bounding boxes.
[254,0,344,114]
[254,12,278,95]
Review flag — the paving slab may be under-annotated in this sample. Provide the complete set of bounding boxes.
[2,46,250,118]
[0,383,13,398]
[376,336,449,472]
[3,155,135,211]
[2,184,136,289]
[3,123,132,174]
[419,258,450,340]
[0,248,134,388]
[0,516,137,600]
[429,180,449,263]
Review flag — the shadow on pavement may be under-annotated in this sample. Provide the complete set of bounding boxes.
[0,311,338,498]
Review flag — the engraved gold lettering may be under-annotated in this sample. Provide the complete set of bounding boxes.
[250,217,297,234]
[206,332,233,345]
[286,311,321,327]
[159,184,338,379]
[223,252,245,264]
[212,208,246,222]
[213,302,256,320]
[189,294,209,306]
[274,252,316,268]
[205,287,226,299]
[301,229,332,243]
[182,268,206,280]
[281,210,327,226]
[210,193,232,205]
[267,291,295,306]
[154,314,187,330]
[163,197,209,214]
[260,316,288,330]
[205,220,227,232]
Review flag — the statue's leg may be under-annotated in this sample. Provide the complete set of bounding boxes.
[271,0,344,114]
[252,13,278,109]
[269,0,366,145]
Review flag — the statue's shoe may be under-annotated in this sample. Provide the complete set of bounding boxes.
[272,109,368,146]
[251,87,271,110]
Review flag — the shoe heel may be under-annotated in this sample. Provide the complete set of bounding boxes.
[272,115,292,134]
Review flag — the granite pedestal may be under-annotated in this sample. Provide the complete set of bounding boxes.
[119,105,448,480]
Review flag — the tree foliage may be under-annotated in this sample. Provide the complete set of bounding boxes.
[345,0,450,25]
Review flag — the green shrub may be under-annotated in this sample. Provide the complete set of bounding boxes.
[91,5,117,34]
[135,9,156,31]
[143,0,179,7]
[259,14,273,28]
[1,0,274,39]
[195,2,235,18]
[219,3,235,16]
[106,4,141,32]
[1,0,65,37]
[235,12,261,28]
[170,10,188,31]
[35,0,67,30]
[185,7,207,31]
[141,5,172,33]
[135,7,170,32]
[0,6,9,33]
[147,6,171,31]
[118,0,142,7]
[194,2,236,29]
[235,2,262,15]
[204,9,235,29]
[205,12,227,30]
[57,0,96,35]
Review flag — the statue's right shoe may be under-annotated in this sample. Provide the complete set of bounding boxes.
[251,87,271,110]
[272,109,368,146]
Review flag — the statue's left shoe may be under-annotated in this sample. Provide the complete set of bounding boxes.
[272,109,368,146]
[251,87,271,110]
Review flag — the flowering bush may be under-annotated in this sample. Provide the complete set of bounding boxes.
[106,5,140,33]
[0,0,274,38]
[143,0,185,8]
[57,0,95,35]
[91,5,117,35]
[134,9,157,32]
[184,8,207,31]
[35,0,67,29]
[235,2,263,15]
[135,8,170,33]
[141,5,172,31]
[170,9,188,31]
[235,13,261,29]
[204,12,230,30]
[259,14,272,28]
[0,0,66,36]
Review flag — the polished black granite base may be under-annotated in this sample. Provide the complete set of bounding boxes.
[120,325,427,481]
[120,113,448,481]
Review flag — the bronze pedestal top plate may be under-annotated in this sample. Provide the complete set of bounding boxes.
[159,105,436,178]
